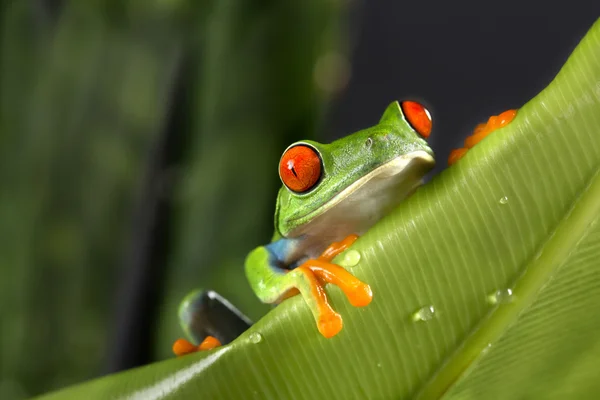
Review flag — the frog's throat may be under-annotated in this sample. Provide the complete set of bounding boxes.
[287,149,435,229]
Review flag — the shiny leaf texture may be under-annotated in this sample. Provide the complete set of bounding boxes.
[39,18,600,400]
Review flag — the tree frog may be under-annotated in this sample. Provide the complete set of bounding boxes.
[173,100,434,356]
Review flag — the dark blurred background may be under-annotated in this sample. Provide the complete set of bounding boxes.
[0,0,598,398]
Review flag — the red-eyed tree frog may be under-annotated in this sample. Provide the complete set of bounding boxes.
[173,100,435,356]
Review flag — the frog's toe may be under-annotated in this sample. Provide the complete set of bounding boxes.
[173,338,198,356]
[348,282,373,307]
[318,310,343,338]
[466,109,517,148]
[198,336,221,350]
[172,336,222,356]
[448,148,469,166]
[448,109,517,165]
[319,234,359,262]
[304,259,373,308]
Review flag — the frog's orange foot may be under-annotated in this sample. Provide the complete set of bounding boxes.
[294,265,344,338]
[172,336,222,356]
[317,309,344,339]
[448,109,517,165]
[318,234,359,262]
[297,234,373,338]
[306,259,373,307]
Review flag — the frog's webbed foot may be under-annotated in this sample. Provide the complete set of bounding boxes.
[173,336,221,356]
[448,109,517,165]
[247,234,372,338]
[303,234,372,308]
[292,234,372,337]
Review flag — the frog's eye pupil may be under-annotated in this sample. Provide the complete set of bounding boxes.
[401,100,432,139]
[279,145,322,193]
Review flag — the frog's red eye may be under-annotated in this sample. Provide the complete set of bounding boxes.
[401,100,432,139]
[279,145,322,193]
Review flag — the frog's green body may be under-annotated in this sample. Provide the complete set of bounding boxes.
[179,101,435,342]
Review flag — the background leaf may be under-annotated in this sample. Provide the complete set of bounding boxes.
[37,17,600,400]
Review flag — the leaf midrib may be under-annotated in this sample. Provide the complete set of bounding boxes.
[415,166,600,400]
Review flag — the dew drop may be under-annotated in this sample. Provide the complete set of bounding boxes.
[482,343,492,354]
[249,332,263,344]
[499,196,509,205]
[339,250,361,268]
[487,288,514,305]
[412,305,436,322]
[376,362,382,368]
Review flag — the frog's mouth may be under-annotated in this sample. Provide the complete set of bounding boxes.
[321,149,434,209]
[289,150,435,236]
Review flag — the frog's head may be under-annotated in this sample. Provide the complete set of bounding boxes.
[275,100,435,239]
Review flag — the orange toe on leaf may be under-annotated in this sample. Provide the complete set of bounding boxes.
[199,336,221,351]
[348,283,373,307]
[173,338,197,356]
[472,123,486,135]
[448,148,468,165]
[498,109,517,125]
[464,130,490,149]
[319,234,359,262]
[451,109,517,167]
[318,312,343,338]
[487,115,498,127]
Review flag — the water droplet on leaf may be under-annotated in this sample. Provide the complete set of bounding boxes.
[340,250,361,268]
[482,343,492,354]
[412,305,436,322]
[249,332,263,344]
[499,196,509,205]
[487,288,514,305]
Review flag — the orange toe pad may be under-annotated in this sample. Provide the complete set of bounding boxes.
[448,109,517,165]
[172,336,222,356]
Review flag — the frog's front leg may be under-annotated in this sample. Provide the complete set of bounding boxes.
[245,235,372,338]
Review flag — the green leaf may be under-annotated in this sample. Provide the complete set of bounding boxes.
[38,18,600,400]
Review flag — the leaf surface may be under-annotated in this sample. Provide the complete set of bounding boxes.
[38,18,600,400]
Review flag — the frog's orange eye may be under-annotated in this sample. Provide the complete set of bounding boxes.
[279,145,322,193]
[401,100,432,139]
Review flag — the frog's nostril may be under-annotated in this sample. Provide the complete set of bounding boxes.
[365,137,373,148]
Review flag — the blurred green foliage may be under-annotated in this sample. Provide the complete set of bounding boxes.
[0,0,349,397]
[153,0,348,359]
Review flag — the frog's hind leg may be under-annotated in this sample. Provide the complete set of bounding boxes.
[173,336,222,356]
[448,109,517,165]
[173,290,252,356]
